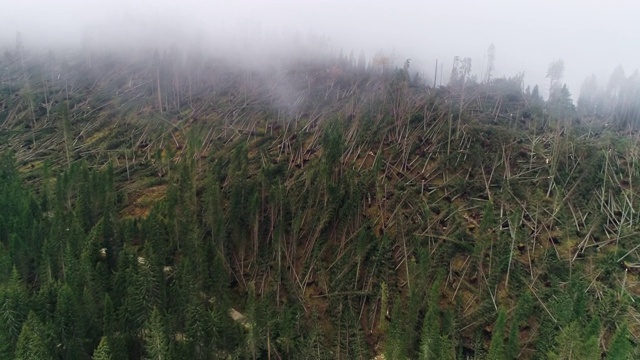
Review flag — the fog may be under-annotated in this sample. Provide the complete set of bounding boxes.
[3,0,640,98]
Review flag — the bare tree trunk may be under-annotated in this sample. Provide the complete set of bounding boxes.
[156,66,163,114]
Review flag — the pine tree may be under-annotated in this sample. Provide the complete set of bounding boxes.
[548,84,575,119]
[486,308,506,360]
[15,311,53,360]
[385,300,409,359]
[245,285,267,359]
[547,321,600,360]
[102,293,125,359]
[55,283,84,359]
[182,299,212,360]
[506,317,520,360]
[0,267,28,358]
[321,119,345,184]
[143,307,170,360]
[92,337,113,360]
[419,280,443,360]
[0,242,11,284]
[606,323,632,360]
[548,320,604,360]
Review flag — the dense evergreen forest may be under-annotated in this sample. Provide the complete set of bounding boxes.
[1,42,640,359]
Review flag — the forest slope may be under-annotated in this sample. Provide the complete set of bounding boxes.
[0,48,639,359]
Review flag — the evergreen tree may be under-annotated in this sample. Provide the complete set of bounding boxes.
[419,279,447,360]
[606,323,632,360]
[92,337,112,360]
[15,311,53,360]
[55,283,85,359]
[548,84,575,119]
[486,308,507,360]
[0,242,10,284]
[0,267,28,358]
[577,74,599,117]
[143,307,170,360]
[102,294,125,359]
[548,321,600,360]
[506,317,520,360]
[385,299,409,359]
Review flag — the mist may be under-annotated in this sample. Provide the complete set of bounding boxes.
[3,0,640,98]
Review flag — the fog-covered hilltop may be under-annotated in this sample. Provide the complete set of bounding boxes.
[5,0,640,98]
[1,39,640,359]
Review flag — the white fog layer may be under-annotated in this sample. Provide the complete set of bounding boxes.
[3,0,640,98]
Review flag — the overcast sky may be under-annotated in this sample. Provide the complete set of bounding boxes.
[3,0,640,97]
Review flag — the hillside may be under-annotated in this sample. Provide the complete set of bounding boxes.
[1,47,639,359]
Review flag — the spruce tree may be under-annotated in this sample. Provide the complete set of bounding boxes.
[143,307,170,360]
[506,317,520,360]
[55,283,84,359]
[419,280,443,360]
[606,323,632,360]
[102,293,125,359]
[0,267,28,357]
[92,337,113,360]
[15,311,53,360]
[486,308,506,360]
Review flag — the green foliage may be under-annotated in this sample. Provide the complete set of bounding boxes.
[15,311,53,360]
[321,118,345,182]
[606,323,632,360]
[0,267,28,357]
[547,84,576,119]
[419,278,454,360]
[143,308,170,360]
[4,50,640,359]
[92,337,113,360]
[385,298,409,359]
[55,283,85,359]
[547,321,600,360]
[486,308,507,360]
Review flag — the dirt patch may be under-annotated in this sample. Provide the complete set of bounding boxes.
[121,184,167,218]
